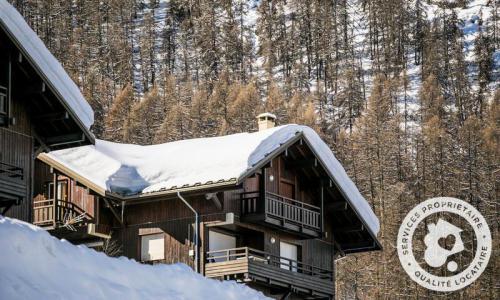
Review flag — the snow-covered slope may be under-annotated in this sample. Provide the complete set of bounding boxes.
[0,216,268,300]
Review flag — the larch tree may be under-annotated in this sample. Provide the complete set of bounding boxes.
[104,83,135,142]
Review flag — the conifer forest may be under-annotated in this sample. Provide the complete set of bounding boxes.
[8,0,498,299]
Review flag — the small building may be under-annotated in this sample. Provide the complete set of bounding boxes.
[0,0,94,219]
[35,113,381,299]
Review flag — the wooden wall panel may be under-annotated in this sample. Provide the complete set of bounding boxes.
[68,178,95,217]
[265,158,279,194]
[117,217,195,268]
[1,80,35,222]
[1,126,33,222]
[298,239,334,271]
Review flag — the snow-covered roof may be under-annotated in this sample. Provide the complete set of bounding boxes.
[0,0,94,130]
[40,125,380,235]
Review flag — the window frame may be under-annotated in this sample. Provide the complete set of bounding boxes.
[0,85,8,126]
[140,233,165,262]
[44,179,69,201]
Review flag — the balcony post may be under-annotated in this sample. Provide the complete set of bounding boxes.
[258,168,266,213]
[320,183,324,233]
[52,171,58,227]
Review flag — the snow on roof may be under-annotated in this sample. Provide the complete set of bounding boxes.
[0,216,268,300]
[43,125,380,235]
[257,112,277,119]
[0,0,94,130]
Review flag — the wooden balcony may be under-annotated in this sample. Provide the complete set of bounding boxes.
[33,199,93,230]
[205,247,333,298]
[0,162,23,180]
[0,161,25,211]
[241,191,322,237]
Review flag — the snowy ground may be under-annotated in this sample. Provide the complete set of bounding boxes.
[0,217,268,300]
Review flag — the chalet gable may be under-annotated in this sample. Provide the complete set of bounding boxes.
[0,1,94,150]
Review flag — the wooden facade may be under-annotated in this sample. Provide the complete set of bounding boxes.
[32,160,111,244]
[33,137,381,299]
[0,15,93,220]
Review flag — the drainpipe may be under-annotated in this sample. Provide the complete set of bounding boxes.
[177,192,199,273]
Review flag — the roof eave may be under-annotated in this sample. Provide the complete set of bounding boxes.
[299,135,382,248]
[37,153,106,196]
[236,132,304,184]
[116,179,239,201]
[0,17,95,146]
[236,130,381,248]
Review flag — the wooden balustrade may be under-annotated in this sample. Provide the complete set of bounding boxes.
[33,198,93,228]
[0,162,23,180]
[205,246,333,281]
[241,191,321,233]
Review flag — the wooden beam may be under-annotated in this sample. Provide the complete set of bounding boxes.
[288,158,316,169]
[20,81,46,96]
[327,202,349,212]
[334,225,364,234]
[103,198,123,226]
[34,111,69,122]
[43,132,84,146]
[1,201,15,215]
[338,241,377,253]
[205,193,222,210]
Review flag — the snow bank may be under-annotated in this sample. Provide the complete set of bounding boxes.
[44,125,380,235]
[0,0,94,129]
[0,217,268,300]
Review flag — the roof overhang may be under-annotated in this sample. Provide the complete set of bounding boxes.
[236,131,382,253]
[38,153,105,196]
[0,2,94,149]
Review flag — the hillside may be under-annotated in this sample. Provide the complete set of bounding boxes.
[0,217,267,300]
[8,0,499,299]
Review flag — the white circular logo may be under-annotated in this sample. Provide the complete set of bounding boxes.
[397,197,492,292]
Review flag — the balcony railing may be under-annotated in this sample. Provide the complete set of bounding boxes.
[241,191,321,235]
[205,247,334,297]
[206,246,332,280]
[33,199,93,229]
[0,162,23,181]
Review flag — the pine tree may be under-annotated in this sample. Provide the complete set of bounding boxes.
[265,81,287,122]
[104,84,135,142]
[125,87,164,144]
[228,81,261,133]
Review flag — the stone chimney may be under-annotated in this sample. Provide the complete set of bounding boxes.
[257,112,276,131]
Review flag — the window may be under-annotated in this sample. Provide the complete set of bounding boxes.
[45,180,68,200]
[280,241,298,272]
[0,85,7,126]
[141,233,165,262]
[208,230,236,263]
[0,88,6,114]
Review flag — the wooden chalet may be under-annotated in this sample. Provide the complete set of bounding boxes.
[34,113,381,299]
[0,1,94,221]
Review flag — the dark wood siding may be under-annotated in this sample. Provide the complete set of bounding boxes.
[1,95,34,222]
[119,218,195,267]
